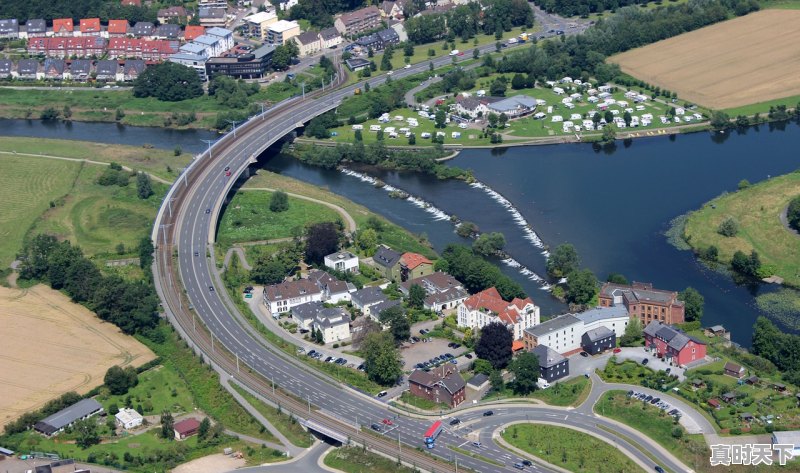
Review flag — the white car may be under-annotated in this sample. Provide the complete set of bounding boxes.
[387,70,393,75]
[404,64,411,69]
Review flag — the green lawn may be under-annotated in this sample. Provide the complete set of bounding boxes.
[230,383,314,448]
[501,423,644,473]
[96,365,196,418]
[0,154,80,266]
[683,170,800,287]
[27,163,166,257]
[531,377,592,406]
[396,391,449,411]
[723,94,800,117]
[217,190,341,246]
[324,446,418,473]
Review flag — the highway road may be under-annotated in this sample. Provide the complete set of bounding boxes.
[153,12,687,473]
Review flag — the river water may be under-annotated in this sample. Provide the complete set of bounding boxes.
[3,118,799,346]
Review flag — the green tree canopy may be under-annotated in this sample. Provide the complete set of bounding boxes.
[304,222,340,265]
[606,273,628,285]
[160,410,174,440]
[408,284,426,309]
[619,317,643,347]
[546,243,580,278]
[362,332,403,385]
[717,216,739,237]
[565,269,598,305]
[269,191,289,212]
[379,305,410,343]
[475,322,513,370]
[472,232,505,256]
[787,196,800,232]
[104,365,138,395]
[509,352,540,395]
[132,62,203,102]
[136,172,153,199]
[74,418,100,449]
[679,287,704,323]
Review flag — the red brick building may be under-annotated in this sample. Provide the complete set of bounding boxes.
[643,321,706,367]
[408,366,466,408]
[28,36,107,58]
[598,282,685,325]
[107,38,177,60]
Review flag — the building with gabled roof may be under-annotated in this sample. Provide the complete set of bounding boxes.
[155,24,182,40]
[487,95,538,117]
[306,269,355,304]
[458,287,539,340]
[294,30,321,57]
[581,326,615,355]
[643,321,706,366]
[400,272,468,312]
[22,19,47,38]
[334,6,381,36]
[174,418,201,440]
[121,0,141,6]
[123,60,145,80]
[599,281,685,325]
[95,60,120,81]
[319,27,342,49]
[408,365,466,407]
[28,36,107,59]
[157,6,190,24]
[43,58,66,79]
[17,59,40,79]
[0,59,12,78]
[34,399,103,436]
[52,18,74,36]
[350,286,388,318]
[131,22,155,37]
[724,361,745,379]
[107,20,129,36]
[68,59,92,80]
[523,313,582,354]
[79,18,102,36]
[532,344,569,382]
[263,278,323,316]
[184,25,206,41]
[0,19,19,39]
[199,6,227,28]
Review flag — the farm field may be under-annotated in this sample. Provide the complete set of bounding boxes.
[683,170,800,287]
[0,284,155,430]
[609,10,800,110]
[0,154,80,267]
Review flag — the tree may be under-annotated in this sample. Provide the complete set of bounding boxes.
[456,221,479,238]
[490,370,504,392]
[74,418,100,449]
[136,172,153,199]
[710,111,731,130]
[565,269,597,306]
[355,228,378,255]
[787,196,800,232]
[601,124,616,145]
[546,243,579,278]
[408,133,416,145]
[475,322,513,369]
[619,317,643,347]
[490,77,507,97]
[409,284,426,309]
[487,112,499,129]
[509,352,539,395]
[362,332,403,385]
[434,109,447,128]
[404,42,414,56]
[472,232,505,256]
[732,250,761,278]
[305,222,340,265]
[679,287,704,323]
[473,358,494,376]
[132,62,203,102]
[271,44,297,70]
[498,113,508,128]
[737,179,751,190]
[623,110,632,127]
[473,48,479,59]
[250,259,287,285]
[198,418,211,441]
[511,73,526,90]
[717,216,739,237]
[138,236,154,270]
[160,411,174,440]
[270,191,289,212]
[606,273,628,285]
[379,305,410,343]
[104,365,138,395]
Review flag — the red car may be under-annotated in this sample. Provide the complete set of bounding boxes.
[225,171,232,177]
[457,51,464,56]
[613,348,622,354]
[382,418,393,425]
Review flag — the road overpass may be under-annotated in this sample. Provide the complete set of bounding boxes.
[152,25,690,473]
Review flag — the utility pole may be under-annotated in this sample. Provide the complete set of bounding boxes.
[307,395,311,414]
[201,139,215,159]
[271,377,275,395]
[260,102,267,120]
[226,120,240,138]
[301,82,306,100]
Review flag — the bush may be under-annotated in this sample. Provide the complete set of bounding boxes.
[717,217,739,237]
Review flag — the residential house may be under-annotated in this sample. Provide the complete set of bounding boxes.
[400,252,433,282]
[115,408,143,430]
[400,272,468,312]
[52,18,74,37]
[373,245,403,280]
[745,375,759,385]
[355,33,382,51]
[290,301,324,331]
[307,270,355,304]
[154,24,182,40]
[69,59,92,81]
[0,19,19,39]
[205,44,275,79]
[724,361,746,379]
[690,378,705,390]
[741,412,755,423]
[708,398,721,410]
[123,60,146,80]
[121,0,141,6]
[28,37,107,58]
[157,6,190,24]
[344,57,370,71]
[0,59,13,79]
[380,1,403,20]
[263,278,323,315]
[370,299,402,322]
[771,431,800,457]
[95,60,120,81]
[131,22,155,38]
[532,344,569,382]
[408,366,466,407]
[574,305,629,339]
[79,18,102,36]
[206,27,234,50]
[33,399,104,436]
[319,27,342,49]
[458,287,540,341]
[523,314,583,354]
[350,286,388,318]
[643,321,706,366]
[455,96,491,119]
[324,251,359,273]
[107,38,176,60]
[704,324,730,339]
[294,30,321,57]
[721,392,737,403]
[487,95,538,118]
[173,418,201,440]
[334,6,381,36]
[169,53,209,81]
[599,281,686,325]
[244,11,278,40]
[314,307,351,343]
[266,20,300,46]
[22,19,47,38]
[199,7,227,28]
[107,20,129,37]
[581,326,615,355]
[43,58,66,80]
[183,25,206,42]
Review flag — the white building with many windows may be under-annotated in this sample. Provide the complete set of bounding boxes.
[523,314,583,354]
[575,305,630,339]
[324,251,359,273]
[457,287,539,340]
[263,279,323,316]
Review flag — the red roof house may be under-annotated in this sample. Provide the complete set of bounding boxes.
[52,18,74,36]
[79,18,101,35]
[107,38,177,60]
[399,252,433,281]
[183,25,205,41]
[458,287,539,340]
[121,0,142,6]
[173,418,201,440]
[107,20,129,36]
[708,399,721,409]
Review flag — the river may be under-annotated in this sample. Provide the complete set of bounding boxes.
[3,118,799,346]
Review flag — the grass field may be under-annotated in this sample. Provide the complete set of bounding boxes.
[0,284,155,430]
[27,162,166,257]
[324,446,418,473]
[217,190,341,246]
[97,364,196,419]
[609,10,800,110]
[683,171,800,287]
[230,383,314,448]
[722,94,800,117]
[502,423,644,473]
[530,377,592,406]
[0,136,194,181]
[0,154,80,266]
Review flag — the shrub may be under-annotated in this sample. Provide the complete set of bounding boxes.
[717,217,739,237]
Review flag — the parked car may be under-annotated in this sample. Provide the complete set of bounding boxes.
[580,351,589,357]
[371,423,382,432]
[483,411,494,417]
[522,460,533,467]
[465,353,473,359]
[665,367,671,374]
[613,348,622,353]
[642,358,649,365]
[377,390,388,398]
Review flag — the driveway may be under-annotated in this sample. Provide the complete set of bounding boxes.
[613,347,688,381]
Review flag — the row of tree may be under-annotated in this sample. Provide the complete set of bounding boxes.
[751,317,800,386]
[0,0,155,23]
[404,0,533,44]
[437,244,527,300]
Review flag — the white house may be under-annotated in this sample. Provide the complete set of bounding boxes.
[307,270,356,304]
[314,307,351,343]
[457,287,539,340]
[523,314,583,354]
[487,95,537,118]
[351,287,388,318]
[115,408,144,430]
[400,272,468,312]
[575,305,629,339]
[318,27,342,49]
[205,27,234,52]
[324,251,359,273]
[294,30,321,57]
[244,11,277,40]
[263,279,323,316]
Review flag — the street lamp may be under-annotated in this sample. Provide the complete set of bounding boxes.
[226,120,240,138]
[301,81,306,100]
[200,139,215,159]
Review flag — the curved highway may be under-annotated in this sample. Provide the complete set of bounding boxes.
[153,26,689,473]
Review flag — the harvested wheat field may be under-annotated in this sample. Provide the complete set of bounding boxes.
[0,284,155,429]
[609,10,800,110]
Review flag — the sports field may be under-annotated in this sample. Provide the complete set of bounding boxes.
[609,10,800,110]
[0,284,155,429]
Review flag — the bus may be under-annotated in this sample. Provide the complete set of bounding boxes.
[424,420,443,449]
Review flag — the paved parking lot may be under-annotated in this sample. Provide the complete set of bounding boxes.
[400,337,468,369]
[613,347,687,381]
